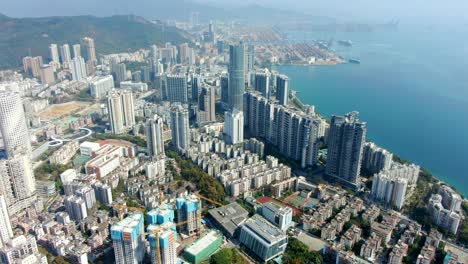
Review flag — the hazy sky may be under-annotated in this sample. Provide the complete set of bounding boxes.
[2,0,468,24]
[199,0,468,22]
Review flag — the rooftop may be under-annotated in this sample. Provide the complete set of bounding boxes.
[208,202,249,237]
[243,214,286,243]
[184,230,221,255]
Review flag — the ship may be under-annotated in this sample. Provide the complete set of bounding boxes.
[337,40,353,46]
[348,59,361,64]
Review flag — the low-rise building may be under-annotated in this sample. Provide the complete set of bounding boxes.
[239,214,288,262]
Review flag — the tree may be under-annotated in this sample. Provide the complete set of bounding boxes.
[210,248,233,264]
[283,238,323,264]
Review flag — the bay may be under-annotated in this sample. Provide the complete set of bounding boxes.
[275,24,468,196]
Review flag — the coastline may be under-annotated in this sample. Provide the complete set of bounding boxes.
[289,89,466,200]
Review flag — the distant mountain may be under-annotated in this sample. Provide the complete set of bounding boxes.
[0,14,190,69]
[2,0,314,24]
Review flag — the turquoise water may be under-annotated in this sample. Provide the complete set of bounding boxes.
[275,25,468,196]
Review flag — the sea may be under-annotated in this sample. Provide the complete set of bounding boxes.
[274,24,468,196]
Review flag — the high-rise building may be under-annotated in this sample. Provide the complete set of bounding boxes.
[111,213,145,264]
[371,171,408,210]
[39,65,55,85]
[82,37,97,63]
[147,224,177,264]
[224,110,244,145]
[276,74,289,106]
[175,193,201,237]
[228,43,246,111]
[255,72,270,98]
[89,75,114,99]
[239,214,288,262]
[326,112,367,188]
[244,91,320,168]
[147,204,177,264]
[146,114,165,157]
[49,44,61,69]
[70,56,87,81]
[107,90,135,134]
[72,44,81,59]
[220,75,229,107]
[0,91,31,156]
[197,86,216,124]
[92,182,113,206]
[64,196,87,222]
[0,196,13,248]
[189,12,199,28]
[0,235,47,264]
[22,56,43,77]
[112,63,127,83]
[178,43,191,64]
[75,186,96,209]
[60,44,72,68]
[164,75,188,103]
[170,105,190,152]
[362,142,393,174]
[191,75,201,102]
[246,44,255,74]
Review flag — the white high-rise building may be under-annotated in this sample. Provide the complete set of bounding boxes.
[224,110,244,145]
[107,90,135,134]
[0,152,37,215]
[72,44,81,59]
[0,196,13,248]
[70,56,87,81]
[362,142,393,174]
[0,91,31,156]
[371,172,408,210]
[60,44,72,68]
[49,44,61,69]
[170,105,190,152]
[89,75,114,99]
[146,114,165,157]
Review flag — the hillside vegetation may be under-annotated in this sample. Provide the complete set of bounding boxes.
[0,14,190,69]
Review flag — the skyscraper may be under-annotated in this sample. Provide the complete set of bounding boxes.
[0,91,31,156]
[147,204,177,264]
[82,37,97,63]
[191,75,201,102]
[39,65,55,85]
[111,213,145,264]
[60,44,72,68]
[197,86,216,124]
[49,44,61,69]
[0,151,37,215]
[276,74,289,106]
[175,193,201,237]
[107,90,135,134]
[164,75,188,103]
[228,43,246,111]
[246,44,255,74]
[325,112,367,188]
[70,56,87,81]
[146,114,165,157]
[0,195,13,248]
[22,56,43,77]
[224,110,244,145]
[72,44,81,59]
[170,105,190,152]
[255,72,270,98]
[220,75,229,107]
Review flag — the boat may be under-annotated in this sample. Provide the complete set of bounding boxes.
[338,40,353,46]
[348,59,361,64]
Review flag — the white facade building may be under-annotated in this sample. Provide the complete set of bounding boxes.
[0,91,31,156]
[89,75,114,99]
[224,110,244,145]
[71,56,88,81]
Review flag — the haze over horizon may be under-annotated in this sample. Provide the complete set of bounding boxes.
[2,0,468,24]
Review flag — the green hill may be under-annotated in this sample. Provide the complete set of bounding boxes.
[0,14,190,69]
